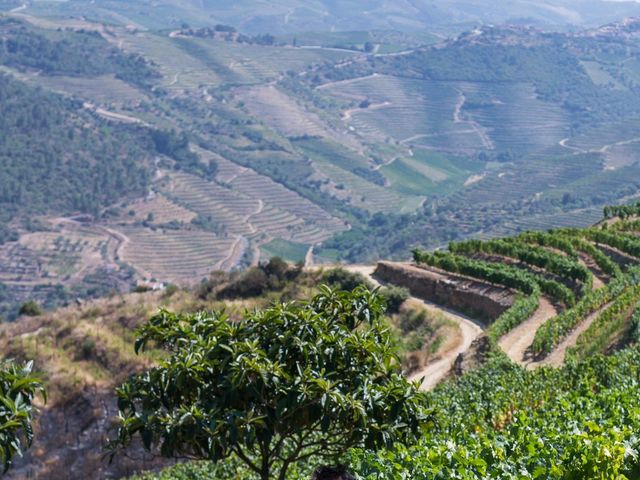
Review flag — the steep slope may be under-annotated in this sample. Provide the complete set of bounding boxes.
[0,264,458,477]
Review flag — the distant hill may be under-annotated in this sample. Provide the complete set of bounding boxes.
[3,12,640,321]
[15,0,640,33]
[310,22,640,261]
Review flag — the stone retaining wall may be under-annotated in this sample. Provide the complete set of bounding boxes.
[375,261,514,321]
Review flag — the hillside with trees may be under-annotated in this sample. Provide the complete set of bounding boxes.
[3,10,640,326]
[3,1,640,478]
[0,74,153,236]
[0,19,158,86]
[17,0,640,33]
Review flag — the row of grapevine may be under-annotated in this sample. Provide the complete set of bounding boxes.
[412,217,640,359]
[517,230,578,257]
[610,219,640,233]
[603,201,640,219]
[567,284,640,361]
[570,237,622,278]
[531,268,640,355]
[582,229,640,258]
[519,230,621,278]
[448,237,592,286]
[486,292,540,340]
[351,347,640,478]
[412,249,575,306]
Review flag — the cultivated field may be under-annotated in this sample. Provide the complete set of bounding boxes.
[388,210,640,387]
[0,218,133,319]
[240,85,333,138]
[117,194,197,225]
[320,75,570,157]
[120,32,356,93]
[33,74,147,105]
[118,226,240,284]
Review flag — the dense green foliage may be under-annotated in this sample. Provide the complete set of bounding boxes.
[0,19,158,86]
[151,130,218,179]
[0,361,45,473]
[129,459,256,480]
[212,257,302,299]
[449,238,592,286]
[139,347,640,480]
[17,300,42,317]
[569,285,640,361]
[111,287,431,480]
[321,268,373,291]
[0,74,153,239]
[351,348,640,478]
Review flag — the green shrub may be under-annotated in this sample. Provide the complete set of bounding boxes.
[111,287,431,480]
[80,338,96,360]
[18,300,42,317]
[380,286,409,314]
[322,268,374,291]
[162,284,179,299]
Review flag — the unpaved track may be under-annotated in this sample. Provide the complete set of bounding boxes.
[315,73,380,90]
[529,302,612,368]
[499,297,558,364]
[217,236,246,272]
[406,297,483,390]
[343,265,483,390]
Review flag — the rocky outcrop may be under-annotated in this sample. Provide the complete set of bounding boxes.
[374,261,514,321]
[7,388,171,480]
[453,335,494,377]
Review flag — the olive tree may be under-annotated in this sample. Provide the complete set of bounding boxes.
[0,360,45,472]
[110,286,432,480]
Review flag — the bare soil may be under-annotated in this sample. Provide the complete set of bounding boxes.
[499,296,558,364]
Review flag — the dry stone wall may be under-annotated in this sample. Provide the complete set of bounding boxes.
[374,261,514,321]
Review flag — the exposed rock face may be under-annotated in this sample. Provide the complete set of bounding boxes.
[7,388,171,479]
[374,261,514,321]
[453,335,494,377]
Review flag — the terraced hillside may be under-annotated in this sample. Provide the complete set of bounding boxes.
[8,12,640,320]
[119,31,357,93]
[159,152,347,245]
[118,227,240,284]
[0,216,137,321]
[319,75,569,156]
[373,207,640,386]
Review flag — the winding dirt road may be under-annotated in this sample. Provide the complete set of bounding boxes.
[406,298,483,390]
[499,297,558,364]
[343,265,483,390]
